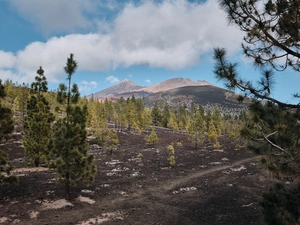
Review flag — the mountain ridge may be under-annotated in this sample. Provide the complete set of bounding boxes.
[88,77,212,100]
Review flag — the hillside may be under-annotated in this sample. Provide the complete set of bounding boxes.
[91,79,144,99]
[140,78,211,93]
[88,77,248,115]
[143,85,247,115]
[1,128,274,225]
[89,77,212,100]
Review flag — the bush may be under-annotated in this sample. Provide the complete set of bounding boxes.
[213,141,221,149]
[144,129,159,147]
[168,155,175,168]
[261,183,300,225]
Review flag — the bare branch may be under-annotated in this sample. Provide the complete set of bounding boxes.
[257,124,293,158]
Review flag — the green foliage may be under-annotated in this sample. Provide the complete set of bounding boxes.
[167,143,175,168]
[102,128,119,155]
[168,112,179,130]
[48,105,96,190]
[261,183,300,225]
[168,155,176,168]
[151,103,162,126]
[137,153,143,158]
[144,128,159,147]
[212,106,222,134]
[13,83,30,127]
[187,107,206,149]
[176,140,183,147]
[215,0,300,222]
[213,141,221,149]
[168,143,175,155]
[161,104,170,128]
[207,120,218,143]
[48,54,96,200]
[23,68,54,167]
[0,80,17,184]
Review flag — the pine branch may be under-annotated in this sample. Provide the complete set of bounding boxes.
[256,124,293,158]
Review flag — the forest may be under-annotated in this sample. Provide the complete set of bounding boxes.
[1,53,300,224]
[2,0,300,221]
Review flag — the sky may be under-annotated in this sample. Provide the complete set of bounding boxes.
[0,0,299,104]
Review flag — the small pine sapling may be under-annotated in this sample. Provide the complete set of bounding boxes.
[214,141,221,149]
[144,128,159,147]
[167,143,176,168]
[176,140,183,147]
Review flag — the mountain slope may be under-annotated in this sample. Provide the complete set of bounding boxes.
[89,77,212,100]
[141,78,211,93]
[143,85,247,113]
[91,79,144,99]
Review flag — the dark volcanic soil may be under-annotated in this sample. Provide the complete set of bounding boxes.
[0,128,278,225]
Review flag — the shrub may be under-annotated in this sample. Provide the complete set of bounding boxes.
[214,141,221,149]
[168,155,176,168]
[144,129,159,147]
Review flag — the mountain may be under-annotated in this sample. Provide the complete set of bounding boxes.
[88,77,248,114]
[89,77,212,100]
[143,85,248,115]
[90,79,144,99]
[141,78,211,93]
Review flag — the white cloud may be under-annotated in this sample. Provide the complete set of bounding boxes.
[0,51,16,69]
[105,76,120,84]
[145,79,151,84]
[10,0,93,34]
[5,0,244,85]
[78,80,98,94]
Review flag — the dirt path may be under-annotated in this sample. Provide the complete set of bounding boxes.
[164,155,262,191]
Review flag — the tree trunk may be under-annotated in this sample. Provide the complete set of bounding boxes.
[65,172,70,200]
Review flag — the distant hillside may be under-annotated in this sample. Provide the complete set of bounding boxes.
[143,85,248,115]
[141,78,211,93]
[90,79,144,99]
[87,77,248,116]
[89,77,212,100]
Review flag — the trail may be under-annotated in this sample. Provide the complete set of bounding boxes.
[125,155,262,200]
[163,155,262,191]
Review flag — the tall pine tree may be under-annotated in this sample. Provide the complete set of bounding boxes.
[23,67,54,167]
[215,0,300,222]
[48,54,96,200]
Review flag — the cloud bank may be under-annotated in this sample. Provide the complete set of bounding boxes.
[2,0,244,85]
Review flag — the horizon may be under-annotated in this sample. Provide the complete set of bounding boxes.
[0,0,299,104]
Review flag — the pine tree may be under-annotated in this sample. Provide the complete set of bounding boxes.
[0,80,17,184]
[144,128,159,147]
[161,104,170,128]
[168,110,179,130]
[15,83,29,129]
[126,98,135,130]
[114,97,127,130]
[23,67,54,167]
[177,105,187,130]
[151,103,162,126]
[167,143,175,168]
[187,107,206,149]
[103,128,119,155]
[207,120,218,143]
[48,54,96,200]
[211,106,222,135]
[215,0,300,223]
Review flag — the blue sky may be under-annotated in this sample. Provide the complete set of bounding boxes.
[0,0,299,104]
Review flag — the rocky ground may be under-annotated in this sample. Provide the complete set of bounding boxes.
[0,127,279,225]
